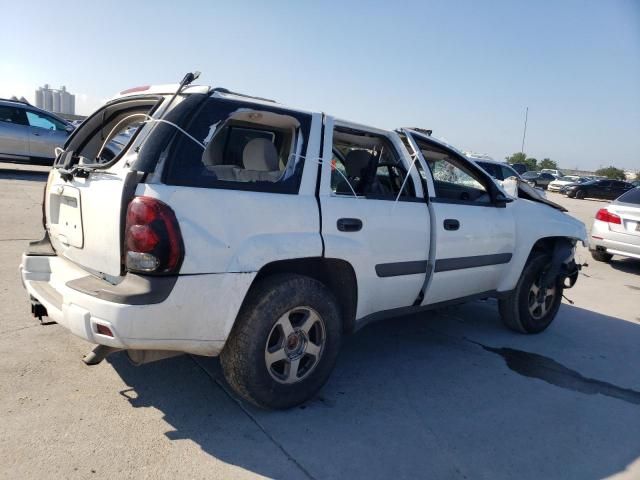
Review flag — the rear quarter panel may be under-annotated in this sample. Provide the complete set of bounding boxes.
[136,184,322,274]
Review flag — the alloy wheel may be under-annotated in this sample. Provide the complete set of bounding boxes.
[264,307,325,384]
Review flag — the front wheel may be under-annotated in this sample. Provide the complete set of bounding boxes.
[499,252,563,334]
[575,190,585,199]
[221,274,342,409]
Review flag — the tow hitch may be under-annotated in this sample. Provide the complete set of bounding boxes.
[30,296,52,324]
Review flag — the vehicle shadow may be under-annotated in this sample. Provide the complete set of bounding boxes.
[609,257,640,275]
[107,301,640,480]
[0,167,49,182]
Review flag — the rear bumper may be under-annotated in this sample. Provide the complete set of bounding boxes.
[590,221,640,259]
[20,254,255,355]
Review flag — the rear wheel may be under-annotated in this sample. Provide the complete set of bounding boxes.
[221,274,342,409]
[499,252,563,334]
[575,190,585,199]
[591,250,612,262]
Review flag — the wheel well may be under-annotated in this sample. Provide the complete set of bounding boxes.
[253,258,358,333]
[528,236,576,260]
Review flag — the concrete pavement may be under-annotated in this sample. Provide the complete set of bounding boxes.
[0,168,638,479]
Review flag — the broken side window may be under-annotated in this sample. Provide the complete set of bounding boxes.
[163,98,312,194]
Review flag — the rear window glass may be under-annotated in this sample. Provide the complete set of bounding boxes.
[477,162,501,180]
[0,106,26,125]
[164,98,312,194]
[500,165,517,179]
[617,187,640,204]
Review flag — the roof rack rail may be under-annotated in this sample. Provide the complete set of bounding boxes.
[0,97,31,105]
[412,127,432,136]
[211,87,276,103]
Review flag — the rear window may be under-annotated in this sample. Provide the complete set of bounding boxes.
[0,105,27,125]
[616,187,640,204]
[500,165,518,179]
[477,162,501,180]
[163,97,312,194]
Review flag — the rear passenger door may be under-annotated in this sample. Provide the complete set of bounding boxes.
[319,118,430,320]
[594,181,612,198]
[0,105,30,158]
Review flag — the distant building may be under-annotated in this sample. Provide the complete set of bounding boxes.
[35,84,75,115]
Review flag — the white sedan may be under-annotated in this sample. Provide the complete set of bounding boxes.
[547,176,585,192]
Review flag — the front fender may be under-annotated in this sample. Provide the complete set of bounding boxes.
[497,199,587,292]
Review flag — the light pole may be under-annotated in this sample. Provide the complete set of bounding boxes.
[521,106,528,154]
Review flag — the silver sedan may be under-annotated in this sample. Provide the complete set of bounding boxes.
[590,187,640,262]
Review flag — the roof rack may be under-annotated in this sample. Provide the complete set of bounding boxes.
[0,97,31,105]
[412,127,432,136]
[211,87,276,103]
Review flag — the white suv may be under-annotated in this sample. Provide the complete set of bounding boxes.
[21,76,587,408]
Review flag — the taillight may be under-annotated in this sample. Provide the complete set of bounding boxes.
[595,208,622,225]
[124,196,184,274]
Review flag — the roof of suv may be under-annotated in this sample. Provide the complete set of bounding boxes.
[112,84,318,117]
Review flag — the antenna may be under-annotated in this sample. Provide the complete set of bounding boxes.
[521,106,528,153]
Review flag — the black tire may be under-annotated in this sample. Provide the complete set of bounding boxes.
[575,190,585,199]
[499,252,564,334]
[591,250,612,262]
[220,274,342,409]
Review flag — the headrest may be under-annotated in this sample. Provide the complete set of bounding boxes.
[344,149,373,178]
[201,133,225,166]
[243,138,279,171]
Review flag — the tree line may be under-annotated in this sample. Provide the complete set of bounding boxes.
[504,152,628,180]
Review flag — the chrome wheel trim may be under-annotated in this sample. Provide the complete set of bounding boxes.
[264,306,326,384]
[528,278,556,320]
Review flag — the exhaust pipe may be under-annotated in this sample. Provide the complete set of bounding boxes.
[83,345,121,365]
[126,350,184,366]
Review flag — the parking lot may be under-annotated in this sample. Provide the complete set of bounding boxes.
[0,165,638,480]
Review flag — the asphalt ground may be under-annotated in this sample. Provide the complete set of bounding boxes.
[0,164,638,479]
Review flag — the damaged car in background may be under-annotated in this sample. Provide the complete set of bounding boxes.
[20,72,587,409]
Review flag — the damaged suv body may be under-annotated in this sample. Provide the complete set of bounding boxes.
[21,76,587,408]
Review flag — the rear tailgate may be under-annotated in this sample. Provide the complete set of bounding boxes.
[47,166,137,278]
[43,91,207,279]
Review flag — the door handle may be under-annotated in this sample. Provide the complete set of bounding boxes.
[337,218,363,232]
[33,132,41,136]
[443,219,460,231]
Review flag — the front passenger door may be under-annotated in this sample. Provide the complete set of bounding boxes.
[26,110,69,159]
[404,130,516,305]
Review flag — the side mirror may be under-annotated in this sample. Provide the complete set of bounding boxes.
[65,124,74,133]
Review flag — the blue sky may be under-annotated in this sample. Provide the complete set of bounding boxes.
[1,0,638,170]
